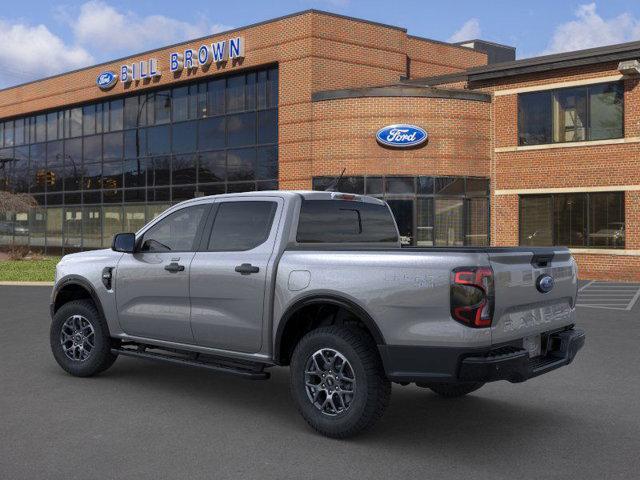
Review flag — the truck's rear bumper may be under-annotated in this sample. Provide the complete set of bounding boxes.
[379,327,585,384]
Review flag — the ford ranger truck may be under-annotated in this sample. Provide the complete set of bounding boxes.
[49,191,585,438]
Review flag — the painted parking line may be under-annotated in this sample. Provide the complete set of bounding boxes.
[576,281,640,311]
[627,287,640,311]
[578,280,595,292]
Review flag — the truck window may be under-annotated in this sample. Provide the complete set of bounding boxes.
[296,200,398,243]
[140,205,208,252]
[207,201,277,251]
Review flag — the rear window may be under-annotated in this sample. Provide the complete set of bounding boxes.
[296,200,398,243]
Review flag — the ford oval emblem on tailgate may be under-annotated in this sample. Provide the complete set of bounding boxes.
[536,274,555,293]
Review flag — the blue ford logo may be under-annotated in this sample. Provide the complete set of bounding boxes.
[96,71,118,90]
[536,274,555,293]
[376,124,428,148]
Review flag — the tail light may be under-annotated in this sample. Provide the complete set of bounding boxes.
[450,266,494,328]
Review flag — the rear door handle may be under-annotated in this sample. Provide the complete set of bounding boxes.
[235,263,260,275]
[164,262,185,273]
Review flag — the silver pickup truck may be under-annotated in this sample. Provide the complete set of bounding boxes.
[50,190,585,438]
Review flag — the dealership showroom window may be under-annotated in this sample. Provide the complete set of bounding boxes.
[517,81,625,249]
[0,67,278,253]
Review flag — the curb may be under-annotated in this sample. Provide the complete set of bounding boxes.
[0,281,54,286]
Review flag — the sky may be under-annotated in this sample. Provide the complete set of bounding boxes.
[2,0,640,88]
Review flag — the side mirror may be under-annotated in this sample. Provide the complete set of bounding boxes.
[112,232,136,253]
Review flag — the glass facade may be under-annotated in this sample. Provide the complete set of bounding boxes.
[312,175,490,246]
[520,192,625,248]
[0,66,278,253]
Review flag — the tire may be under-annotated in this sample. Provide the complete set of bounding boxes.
[426,382,484,398]
[289,325,391,438]
[50,299,118,377]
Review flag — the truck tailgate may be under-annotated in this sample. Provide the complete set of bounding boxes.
[488,248,578,345]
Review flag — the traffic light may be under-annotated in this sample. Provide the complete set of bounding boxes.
[36,170,47,187]
[36,170,56,187]
[102,179,117,190]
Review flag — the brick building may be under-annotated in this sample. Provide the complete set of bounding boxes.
[0,10,637,280]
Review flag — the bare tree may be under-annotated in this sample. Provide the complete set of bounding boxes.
[0,191,37,215]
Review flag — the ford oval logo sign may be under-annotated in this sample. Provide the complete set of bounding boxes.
[376,124,428,148]
[96,71,118,90]
[536,274,555,294]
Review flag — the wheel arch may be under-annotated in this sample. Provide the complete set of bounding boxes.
[52,275,107,325]
[274,294,385,366]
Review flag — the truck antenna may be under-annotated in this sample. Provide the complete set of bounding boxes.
[325,168,346,192]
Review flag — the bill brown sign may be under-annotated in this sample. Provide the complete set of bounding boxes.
[97,36,245,89]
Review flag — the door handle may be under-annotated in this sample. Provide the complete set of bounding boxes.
[235,263,260,275]
[164,262,185,273]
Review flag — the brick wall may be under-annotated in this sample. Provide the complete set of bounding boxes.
[406,37,487,79]
[309,96,491,182]
[492,194,519,245]
[572,254,640,281]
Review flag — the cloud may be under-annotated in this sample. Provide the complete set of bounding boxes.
[0,1,234,88]
[448,18,481,43]
[0,20,93,88]
[542,3,640,54]
[70,1,232,55]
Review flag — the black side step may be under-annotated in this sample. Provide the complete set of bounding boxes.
[111,346,270,380]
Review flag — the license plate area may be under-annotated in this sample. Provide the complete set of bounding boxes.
[523,334,542,358]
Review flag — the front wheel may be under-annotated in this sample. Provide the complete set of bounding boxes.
[290,326,391,438]
[50,299,118,377]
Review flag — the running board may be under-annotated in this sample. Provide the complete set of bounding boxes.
[111,346,270,380]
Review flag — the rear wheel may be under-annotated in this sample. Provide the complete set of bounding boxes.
[50,300,118,377]
[290,326,391,438]
[425,382,484,398]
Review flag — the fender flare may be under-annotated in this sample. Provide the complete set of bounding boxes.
[51,275,107,324]
[273,294,385,365]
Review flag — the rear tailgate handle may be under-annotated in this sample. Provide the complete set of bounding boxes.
[235,263,260,275]
[531,252,554,268]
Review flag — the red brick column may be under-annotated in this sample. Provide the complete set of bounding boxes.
[491,194,519,246]
[626,191,640,250]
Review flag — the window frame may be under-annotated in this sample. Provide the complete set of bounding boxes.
[136,202,212,253]
[518,192,625,249]
[202,197,281,252]
[295,199,400,245]
[517,81,625,146]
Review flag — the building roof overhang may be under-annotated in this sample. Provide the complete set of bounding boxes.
[311,85,491,103]
[466,40,640,82]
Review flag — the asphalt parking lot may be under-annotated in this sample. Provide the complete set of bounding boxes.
[1,285,639,480]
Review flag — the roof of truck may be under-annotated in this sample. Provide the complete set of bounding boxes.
[176,190,387,206]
